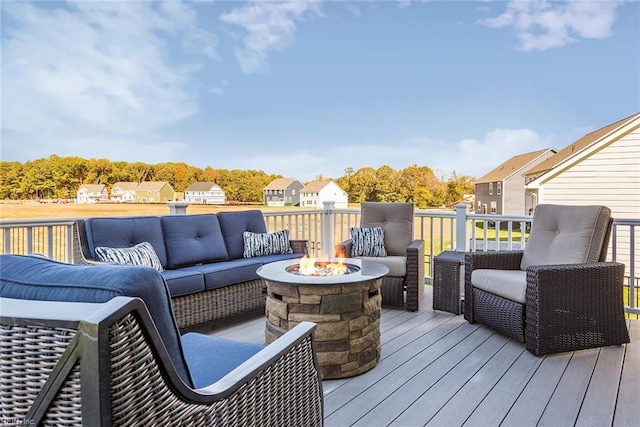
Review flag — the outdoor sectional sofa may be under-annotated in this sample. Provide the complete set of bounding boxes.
[75,210,307,328]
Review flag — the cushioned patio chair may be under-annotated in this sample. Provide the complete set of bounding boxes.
[336,202,425,311]
[464,204,630,356]
[0,255,323,426]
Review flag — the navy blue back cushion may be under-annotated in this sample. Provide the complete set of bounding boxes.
[217,210,267,260]
[0,254,193,388]
[161,214,229,268]
[84,216,168,267]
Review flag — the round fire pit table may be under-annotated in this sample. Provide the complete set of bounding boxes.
[257,258,388,379]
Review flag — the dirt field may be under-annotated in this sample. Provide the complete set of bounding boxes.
[0,202,301,220]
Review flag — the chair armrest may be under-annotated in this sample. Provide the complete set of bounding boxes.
[465,250,524,272]
[289,239,309,255]
[195,321,324,424]
[336,239,353,258]
[464,251,524,322]
[199,321,319,394]
[525,262,628,355]
[405,239,425,311]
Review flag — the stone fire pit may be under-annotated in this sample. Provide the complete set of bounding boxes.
[257,258,388,379]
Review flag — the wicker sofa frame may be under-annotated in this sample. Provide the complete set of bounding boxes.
[73,219,307,329]
[464,217,630,356]
[0,296,323,426]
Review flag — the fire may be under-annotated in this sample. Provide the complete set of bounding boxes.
[297,255,348,276]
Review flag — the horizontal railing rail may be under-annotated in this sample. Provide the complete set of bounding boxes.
[1,204,638,315]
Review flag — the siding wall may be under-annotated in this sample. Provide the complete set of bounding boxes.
[539,128,640,276]
[503,176,523,215]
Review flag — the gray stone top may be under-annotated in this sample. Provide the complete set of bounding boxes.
[257,258,388,285]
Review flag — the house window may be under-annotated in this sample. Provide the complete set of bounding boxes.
[489,183,493,196]
[490,201,497,214]
[497,182,502,196]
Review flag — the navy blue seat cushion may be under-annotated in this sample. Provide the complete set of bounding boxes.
[181,332,264,388]
[0,254,193,388]
[217,210,268,260]
[184,253,303,290]
[161,269,205,297]
[161,215,229,269]
[84,216,168,267]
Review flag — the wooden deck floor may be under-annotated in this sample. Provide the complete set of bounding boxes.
[206,286,639,427]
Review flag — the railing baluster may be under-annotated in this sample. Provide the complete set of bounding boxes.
[1,209,637,314]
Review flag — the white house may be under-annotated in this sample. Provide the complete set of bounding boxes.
[76,184,108,204]
[300,180,349,209]
[110,182,138,203]
[524,112,640,277]
[184,182,226,204]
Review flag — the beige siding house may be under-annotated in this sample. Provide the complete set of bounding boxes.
[300,180,348,209]
[76,184,108,204]
[525,112,640,276]
[110,182,138,203]
[135,182,175,203]
[475,148,557,215]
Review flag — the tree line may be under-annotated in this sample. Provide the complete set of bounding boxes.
[0,155,474,208]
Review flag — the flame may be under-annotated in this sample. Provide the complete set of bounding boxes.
[297,254,348,276]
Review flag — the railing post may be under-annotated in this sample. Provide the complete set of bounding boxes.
[322,201,336,258]
[168,202,189,215]
[455,203,470,252]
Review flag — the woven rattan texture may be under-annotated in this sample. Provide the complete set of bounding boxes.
[381,277,404,307]
[524,262,629,355]
[473,288,525,342]
[171,279,265,329]
[109,314,323,426]
[433,251,465,314]
[0,324,82,425]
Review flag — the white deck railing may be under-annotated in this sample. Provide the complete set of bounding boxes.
[1,204,638,315]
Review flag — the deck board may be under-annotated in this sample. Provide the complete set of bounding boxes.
[205,285,639,426]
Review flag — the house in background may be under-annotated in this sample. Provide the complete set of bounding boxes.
[76,184,108,204]
[475,148,557,215]
[184,182,226,204]
[524,112,640,274]
[110,182,138,203]
[300,180,348,209]
[263,178,304,206]
[135,181,175,203]
[525,113,639,216]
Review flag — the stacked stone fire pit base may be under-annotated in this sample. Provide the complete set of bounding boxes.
[258,259,387,380]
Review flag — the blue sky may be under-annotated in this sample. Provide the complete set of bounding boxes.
[1,0,638,182]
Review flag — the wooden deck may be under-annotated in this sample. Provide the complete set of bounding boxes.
[206,286,639,426]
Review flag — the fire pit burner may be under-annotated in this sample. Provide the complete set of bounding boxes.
[285,261,360,276]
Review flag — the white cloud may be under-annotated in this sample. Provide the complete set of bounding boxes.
[1,0,216,154]
[478,0,624,51]
[235,128,550,181]
[219,0,324,74]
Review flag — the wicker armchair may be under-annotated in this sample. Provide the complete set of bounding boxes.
[0,255,323,426]
[464,204,630,356]
[336,202,425,311]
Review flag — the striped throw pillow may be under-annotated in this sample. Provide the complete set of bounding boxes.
[350,226,387,257]
[243,229,294,258]
[95,241,164,272]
